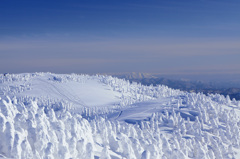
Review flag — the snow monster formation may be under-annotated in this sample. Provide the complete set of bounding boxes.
[0,73,240,158]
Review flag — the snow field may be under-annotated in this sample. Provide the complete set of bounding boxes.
[0,73,240,158]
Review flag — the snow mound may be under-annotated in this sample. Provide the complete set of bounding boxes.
[0,73,240,158]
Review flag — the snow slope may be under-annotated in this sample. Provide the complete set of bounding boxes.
[0,73,240,159]
[0,73,121,108]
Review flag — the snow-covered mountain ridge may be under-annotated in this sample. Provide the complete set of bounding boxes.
[0,73,240,159]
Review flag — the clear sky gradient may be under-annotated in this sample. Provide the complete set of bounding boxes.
[0,0,240,75]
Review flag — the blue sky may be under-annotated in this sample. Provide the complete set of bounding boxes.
[0,0,240,75]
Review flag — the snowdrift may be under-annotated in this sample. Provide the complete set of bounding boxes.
[0,73,240,159]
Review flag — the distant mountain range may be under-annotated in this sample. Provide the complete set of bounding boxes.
[110,72,240,100]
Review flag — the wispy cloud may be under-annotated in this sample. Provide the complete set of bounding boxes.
[1,37,239,56]
[0,36,239,74]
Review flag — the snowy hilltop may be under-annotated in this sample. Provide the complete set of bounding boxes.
[0,72,240,159]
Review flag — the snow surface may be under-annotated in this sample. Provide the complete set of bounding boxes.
[0,73,240,159]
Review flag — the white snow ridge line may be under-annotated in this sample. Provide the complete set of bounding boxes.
[0,72,240,159]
